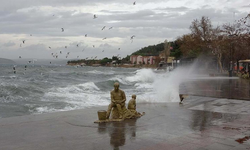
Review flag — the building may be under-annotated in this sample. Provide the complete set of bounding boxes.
[130,55,158,65]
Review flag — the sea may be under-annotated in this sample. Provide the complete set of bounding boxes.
[0,64,182,118]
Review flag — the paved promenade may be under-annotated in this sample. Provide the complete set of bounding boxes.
[0,77,250,150]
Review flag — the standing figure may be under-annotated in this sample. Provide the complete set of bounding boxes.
[106,82,126,119]
[179,94,184,104]
[13,66,16,74]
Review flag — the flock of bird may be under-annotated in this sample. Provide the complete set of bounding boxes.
[17,1,138,65]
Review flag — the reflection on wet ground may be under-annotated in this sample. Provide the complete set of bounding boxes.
[1,78,250,149]
[97,119,138,150]
[180,77,250,100]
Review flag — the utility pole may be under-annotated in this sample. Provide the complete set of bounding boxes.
[164,40,170,63]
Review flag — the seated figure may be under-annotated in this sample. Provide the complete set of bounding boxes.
[106,82,126,119]
[127,95,142,118]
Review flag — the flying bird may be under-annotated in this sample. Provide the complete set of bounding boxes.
[133,1,136,5]
[109,27,113,30]
[93,45,95,48]
[61,28,64,32]
[22,40,25,44]
[131,35,135,39]
[102,50,104,52]
[49,47,51,49]
[65,46,67,48]
[85,34,87,37]
[30,34,32,36]
[102,26,106,30]
[102,37,107,40]
[93,14,97,19]
[19,56,21,58]
[76,44,79,47]
[118,48,121,50]
[60,51,62,54]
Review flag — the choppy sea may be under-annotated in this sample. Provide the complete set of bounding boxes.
[0,64,183,118]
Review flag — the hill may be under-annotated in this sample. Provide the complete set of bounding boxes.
[0,58,16,64]
[131,43,164,56]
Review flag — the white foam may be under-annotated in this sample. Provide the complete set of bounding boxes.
[108,76,129,85]
[125,69,156,83]
[87,70,115,75]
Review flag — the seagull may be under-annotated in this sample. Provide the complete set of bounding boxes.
[102,26,106,30]
[93,45,95,48]
[67,52,70,55]
[85,34,87,37]
[109,27,113,30]
[65,46,67,48]
[93,14,97,19]
[102,37,107,40]
[60,51,62,54]
[22,40,25,44]
[19,56,21,58]
[133,1,136,5]
[61,28,64,32]
[51,53,54,55]
[76,44,79,47]
[118,48,121,50]
[49,47,51,49]
[131,35,135,39]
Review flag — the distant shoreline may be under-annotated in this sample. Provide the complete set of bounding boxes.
[67,63,158,69]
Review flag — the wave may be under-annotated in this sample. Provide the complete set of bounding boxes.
[87,70,115,75]
[50,82,100,94]
[108,76,130,85]
[125,68,156,83]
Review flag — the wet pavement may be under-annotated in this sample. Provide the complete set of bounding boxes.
[0,77,250,150]
[180,77,250,100]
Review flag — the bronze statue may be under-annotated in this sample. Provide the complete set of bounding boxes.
[128,94,142,117]
[106,82,126,119]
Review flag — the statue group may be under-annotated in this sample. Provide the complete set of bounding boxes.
[106,82,143,121]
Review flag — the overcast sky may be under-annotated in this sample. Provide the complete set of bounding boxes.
[0,0,249,60]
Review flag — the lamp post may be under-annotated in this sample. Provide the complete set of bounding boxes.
[229,35,233,77]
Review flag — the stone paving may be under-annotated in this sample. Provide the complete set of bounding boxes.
[0,95,250,150]
[0,77,250,150]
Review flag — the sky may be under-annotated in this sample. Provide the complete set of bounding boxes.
[0,0,249,61]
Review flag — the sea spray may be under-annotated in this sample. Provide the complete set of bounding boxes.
[125,69,155,83]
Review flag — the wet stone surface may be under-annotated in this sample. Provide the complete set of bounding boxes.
[180,77,250,100]
[0,77,250,150]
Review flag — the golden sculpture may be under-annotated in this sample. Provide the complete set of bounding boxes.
[94,82,144,123]
[127,94,142,117]
[106,82,126,119]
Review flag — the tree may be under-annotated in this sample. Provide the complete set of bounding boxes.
[189,16,215,54]
[100,57,112,66]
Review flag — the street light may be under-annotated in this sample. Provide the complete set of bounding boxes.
[229,35,233,77]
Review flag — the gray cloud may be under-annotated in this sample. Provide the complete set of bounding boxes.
[0,0,249,59]
[3,41,16,47]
